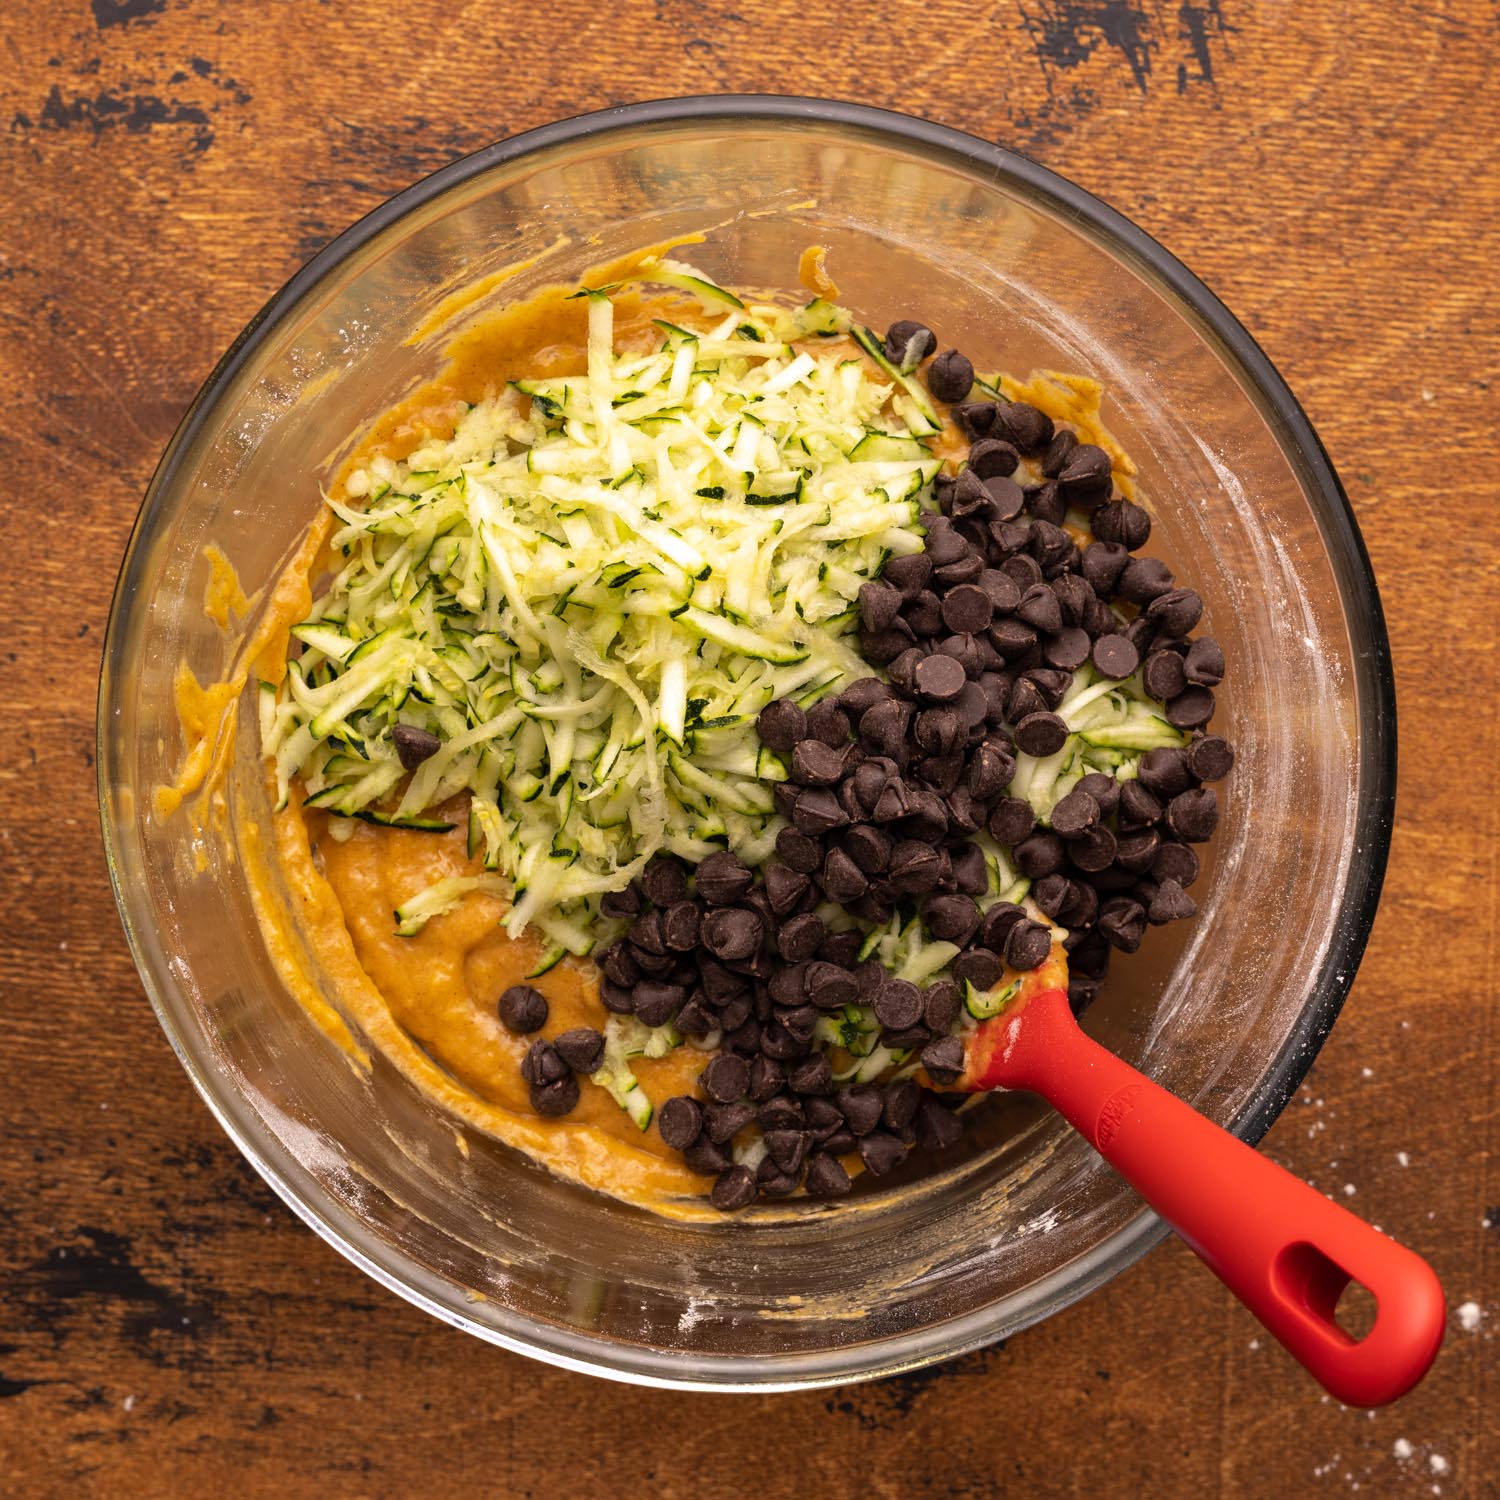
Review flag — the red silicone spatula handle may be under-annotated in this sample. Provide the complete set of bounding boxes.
[988,989,1445,1406]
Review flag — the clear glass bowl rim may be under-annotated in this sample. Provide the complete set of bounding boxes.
[98,94,1397,1390]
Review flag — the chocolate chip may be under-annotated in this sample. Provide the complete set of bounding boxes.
[600,978,635,1014]
[886,839,945,893]
[837,1085,885,1137]
[1142,649,1188,701]
[793,788,849,836]
[1167,685,1216,729]
[775,828,823,875]
[996,401,1054,453]
[923,893,982,945]
[1092,632,1140,681]
[660,900,701,952]
[915,706,963,756]
[1069,929,1112,980]
[757,698,806,754]
[860,697,912,757]
[872,978,923,1031]
[754,865,802,920]
[820,846,869,904]
[1146,588,1203,638]
[1025,480,1067,527]
[805,1152,852,1198]
[764,1128,811,1175]
[976,904,1024,955]
[757,1159,801,1199]
[701,907,763,962]
[983,475,1027,522]
[601,943,640,988]
[1045,626,1092,672]
[1148,878,1198,924]
[1184,637,1225,686]
[1188,734,1234,781]
[874,1081,917,1137]
[966,744,1011,804]
[940,583,994,636]
[989,617,1039,661]
[920,1034,966,1085]
[927,348,974,403]
[1118,556,1175,604]
[1049,788,1099,838]
[789,1053,834,1095]
[988,797,1035,847]
[821,932,863,969]
[392,724,441,770]
[1115,827,1162,875]
[1005,918,1052,971]
[698,1053,749,1104]
[759,1094,806,1133]
[807,700,852,749]
[805,961,856,1010]
[883,552,932,597]
[771,914,821,965]
[923,980,963,1033]
[704,1099,757,1144]
[633,979,685,1027]
[1167,786,1219,842]
[858,579,903,634]
[599,885,643,920]
[628,909,667,955]
[1057,443,1112,501]
[1098,897,1147,953]
[1082,540,1129,597]
[683,1135,733,1174]
[1138,747,1193,798]
[521,1039,567,1086]
[1058,880,1099,930]
[1013,830,1065,878]
[791,738,848,787]
[710,1164,757,1211]
[1014,711,1068,757]
[1067,824,1118,873]
[1075,771,1120,820]
[859,1131,910,1176]
[914,653,967,702]
[643,857,689,908]
[657,1095,704,1150]
[841,825,892,876]
[1148,844,1198,897]
[1017,582,1064,635]
[498,984,548,1034]
[1041,427,1078,477]
[1032,876,1080,918]
[745,1058,786,1105]
[1092,499,1151,551]
[1123,614,1157,658]
[955,401,1001,439]
[952,948,1002,991]
[968,437,1021,479]
[885,319,936,369]
[553,1027,605,1074]
[529,1074,580,1117]
[915,1096,964,1150]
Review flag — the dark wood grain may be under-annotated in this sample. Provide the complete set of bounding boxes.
[1,1,1495,1495]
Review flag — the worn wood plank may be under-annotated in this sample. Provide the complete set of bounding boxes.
[1,1,1494,1495]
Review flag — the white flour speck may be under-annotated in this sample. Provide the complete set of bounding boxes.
[1456,1302,1481,1333]
[1394,1438,1414,1460]
[1343,1183,1357,1197]
[122,1394,136,1412]
[1248,1338,1259,1350]
[1430,1456,1449,1475]
[1360,1067,1373,1079]
[1396,1152,1410,1167]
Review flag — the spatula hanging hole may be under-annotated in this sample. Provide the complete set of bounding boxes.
[1334,1279,1379,1341]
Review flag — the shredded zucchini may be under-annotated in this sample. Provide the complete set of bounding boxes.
[269,273,938,939]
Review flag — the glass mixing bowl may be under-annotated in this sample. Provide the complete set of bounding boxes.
[99,97,1394,1389]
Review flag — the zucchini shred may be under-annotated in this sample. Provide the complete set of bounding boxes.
[263,263,939,958]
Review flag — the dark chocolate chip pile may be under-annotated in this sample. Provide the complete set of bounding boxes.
[584,850,970,1202]
[506,318,1234,1211]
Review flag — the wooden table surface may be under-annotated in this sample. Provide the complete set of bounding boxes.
[2,1,1495,1495]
